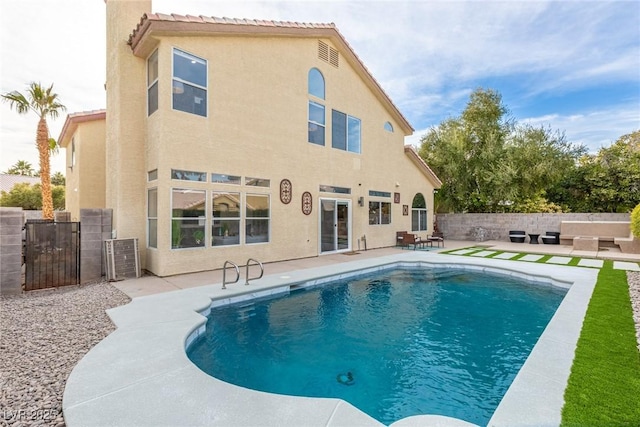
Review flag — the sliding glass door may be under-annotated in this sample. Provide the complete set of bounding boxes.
[320,199,351,253]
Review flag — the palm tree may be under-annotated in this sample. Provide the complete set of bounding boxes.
[2,82,66,219]
[5,160,36,176]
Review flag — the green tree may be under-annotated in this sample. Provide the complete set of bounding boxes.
[506,125,585,209]
[419,88,584,213]
[51,171,65,186]
[1,82,66,220]
[548,130,640,212]
[419,89,514,212]
[0,183,65,211]
[4,160,36,176]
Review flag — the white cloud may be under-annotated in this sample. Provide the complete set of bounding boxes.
[523,104,640,153]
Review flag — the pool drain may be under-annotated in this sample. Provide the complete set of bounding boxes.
[337,372,355,386]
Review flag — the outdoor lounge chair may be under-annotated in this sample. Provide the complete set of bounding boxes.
[509,230,526,243]
[427,232,444,247]
[403,233,424,250]
[541,231,560,245]
[396,231,409,247]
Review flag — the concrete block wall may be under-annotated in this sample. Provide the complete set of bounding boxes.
[80,208,113,283]
[436,213,631,242]
[24,210,42,221]
[0,208,24,295]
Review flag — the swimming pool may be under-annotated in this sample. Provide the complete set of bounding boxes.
[188,267,566,425]
[62,252,599,426]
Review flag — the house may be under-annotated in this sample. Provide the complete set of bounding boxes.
[58,110,106,221]
[58,0,441,277]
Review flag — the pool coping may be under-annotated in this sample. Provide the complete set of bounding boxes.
[62,251,598,427]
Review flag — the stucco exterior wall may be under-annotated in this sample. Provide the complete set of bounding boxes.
[105,0,150,269]
[141,36,436,276]
[64,120,106,220]
[100,0,438,276]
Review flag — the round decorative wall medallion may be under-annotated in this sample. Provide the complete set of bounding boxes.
[280,179,292,204]
[302,191,313,215]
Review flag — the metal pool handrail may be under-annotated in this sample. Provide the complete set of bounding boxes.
[222,260,240,289]
[244,258,264,285]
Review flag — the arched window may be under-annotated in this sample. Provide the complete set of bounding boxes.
[411,193,427,231]
[308,68,325,99]
[308,68,325,145]
[384,121,394,132]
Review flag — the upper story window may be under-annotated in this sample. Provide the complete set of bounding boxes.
[308,101,325,146]
[308,68,325,99]
[308,67,326,146]
[332,110,361,153]
[147,49,158,116]
[384,121,394,132]
[172,48,207,117]
[70,138,76,170]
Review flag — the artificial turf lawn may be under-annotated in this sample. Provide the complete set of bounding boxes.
[561,261,640,426]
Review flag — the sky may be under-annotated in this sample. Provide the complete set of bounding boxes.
[1,0,638,175]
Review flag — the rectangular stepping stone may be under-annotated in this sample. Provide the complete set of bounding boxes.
[578,259,604,268]
[471,251,496,257]
[449,249,477,255]
[519,254,544,262]
[547,256,572,265]
[494,252,520,260]
[613,261,640,272]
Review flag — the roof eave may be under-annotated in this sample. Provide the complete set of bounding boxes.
[404,145,442,188]
[58,110,106,148]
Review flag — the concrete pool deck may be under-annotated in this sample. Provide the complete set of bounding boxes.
[111,240,638,299]
[62,247,603,427]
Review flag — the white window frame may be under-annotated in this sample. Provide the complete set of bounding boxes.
[331,109,361,154]
[369,200,391,225]
[172,48,208,117]
[171,188,207,250]
[147,49,159,116]
[411,193,428,232]
[245,193,270,245]
[308,100,326,146]
[147,187,158,249]
[211,191,241,247]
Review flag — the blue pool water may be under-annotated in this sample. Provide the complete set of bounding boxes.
[188,267,566,426]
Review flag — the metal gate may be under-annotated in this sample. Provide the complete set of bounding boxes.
[24,220,81,291]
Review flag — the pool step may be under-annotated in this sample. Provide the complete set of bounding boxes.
[236,303,256,320]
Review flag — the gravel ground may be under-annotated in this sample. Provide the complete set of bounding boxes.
[1,272,639,427]
[0,282,130,427]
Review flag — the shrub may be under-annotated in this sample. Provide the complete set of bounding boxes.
[631,203,640,238]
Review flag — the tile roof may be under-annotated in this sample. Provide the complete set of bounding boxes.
[0,174,42,194]
[129,13,337,44]
[128,13,413,134]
